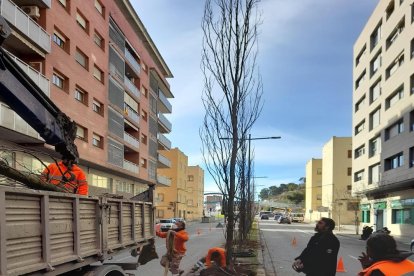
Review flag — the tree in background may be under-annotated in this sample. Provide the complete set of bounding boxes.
[200,0,263,266]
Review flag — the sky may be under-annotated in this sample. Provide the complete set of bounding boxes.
[133,0,379,193]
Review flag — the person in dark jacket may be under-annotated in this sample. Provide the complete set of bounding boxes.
[358,233,414,276]
[292,217,340,276]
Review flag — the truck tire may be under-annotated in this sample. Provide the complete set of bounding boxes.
[86,265,126,276]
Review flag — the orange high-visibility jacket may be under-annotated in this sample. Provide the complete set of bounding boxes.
[206,247,226,267]
[156,230,189,254]
[41,162,88,195]
[359,259,414,276]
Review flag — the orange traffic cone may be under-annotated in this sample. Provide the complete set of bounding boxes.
[291,237,297,247]
[336,257,346,272]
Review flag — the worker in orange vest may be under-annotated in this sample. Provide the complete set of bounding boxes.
[205,247,226,268]
[156,220,189,275]
[358,233,414,276]
[41,159,88,195]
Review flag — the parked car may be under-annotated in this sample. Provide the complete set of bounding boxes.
[291,213,305,223]
[411,238,413,252]
[277,216,291,224]
[260,214,269,220]
[172,217,186,224]
[158,219,176,232]
[274,214,282,221]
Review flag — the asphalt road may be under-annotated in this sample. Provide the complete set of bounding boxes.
[259,219,414,276]
[107,220,226,275]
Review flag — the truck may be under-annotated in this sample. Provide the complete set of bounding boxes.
[0,15,155,275]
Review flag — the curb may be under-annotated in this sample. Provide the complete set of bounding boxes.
[256,224,267,276]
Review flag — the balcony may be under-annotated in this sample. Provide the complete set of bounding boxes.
[158,90,172,113]
[124,104,140,125]
[158,152,171,168]
[157,175,171,187]
[158,113,172,133]
[0,103,41,140]
[5,50,50,97]
[123,159,139,174]
[124,49,141,76]
[1,0,51,53]
[124,77,140,100]
[13,0,51,8]
[158,133,171,150]
[124,132,139,149]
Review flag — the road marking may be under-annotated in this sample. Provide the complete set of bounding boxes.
[349,255,358,260]
[261,228,314,233]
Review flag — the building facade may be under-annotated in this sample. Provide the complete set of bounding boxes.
[0,0,173,196]
[352,0,414,235]
[186,165,205,221]
[304,158,322,222]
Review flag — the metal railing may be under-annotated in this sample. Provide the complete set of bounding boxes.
[124,104,140,124]
[157,133,171,150]
[123,159,139,174]
[124,132,139,148]
[158,90,172,113]
[157,175,171,186]
[1,0,51,53]
[124,77,140,100]
[158,153,171,168]
[158,113,172,132]
[4,50,50,96]
[124,49,141,75]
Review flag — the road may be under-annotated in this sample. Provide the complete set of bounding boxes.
[259,219,414,276]
[106,220,226,275]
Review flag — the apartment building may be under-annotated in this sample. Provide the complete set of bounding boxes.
[0,0,173,196]
[304,158,322,222]
[155,148,205,221]
[352,0,414,235]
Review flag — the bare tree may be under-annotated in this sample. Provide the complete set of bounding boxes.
[200,0,263,266]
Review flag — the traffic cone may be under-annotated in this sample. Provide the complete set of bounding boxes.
[291,237,297,247]
[336,257,346,272]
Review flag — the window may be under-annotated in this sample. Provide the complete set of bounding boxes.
[386,52,404,79]
[141,158,147,168]
[74,87,88,105]
[386,85,404,109]
[355,120,365,135]
[370,22,382,50]
[369,163,380,184]
[386,17,405,49]
[411,38,414,59]
[369,136,381,157]
[412,3,414,23]
[347,167,352,176]
[91,174,108,188]
[354,170,364,182]
[58,0,66,6]
[92,99,103,115]
[355,145,365,159]
[142,62,148,73]
[157,209,164,218]
[348,150,352,158]
[141,110,148,122]
[409,147,414,168]
[369,79,381,104]
[370,51,382,77]
[52,71,67,91]
[392,208,412,224]
[188,175,194,181]
[142,86,148,98]
[53,30,67,51]
[95,0,104,16]
[410,110,414,132]
[355,45,366,67]
[411,74,414,95]
[92,133,103,148]
[116,181,133,193]
[93,65,103,82]
[76,12,88,32]
[386,0,395,20]
[94,31,104,49]
[76,125,87,141]
[369,108,380,130]
[316,168,322,175]
[385,119,404,140]
[361,210,371,223]
[141,133,147,145]
[355,71,366,89]
[385,152,404,170]
[75,48,88,69]
[158,193,164,202]
[355,96,365,112]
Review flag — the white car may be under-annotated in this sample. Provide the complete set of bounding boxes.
[172,217,186,224]
[158,219,175,232]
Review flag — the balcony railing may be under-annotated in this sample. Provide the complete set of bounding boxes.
[124,49,141,75]
[1,0,51,53]
[123,159,139,174]
[0,103,40,139]
[5,50,50,97]
[158,113,172,133]
[124,104,140,124]
[158,153,171,168]
[158,90,172,113]
[124,132,139,148]
[157,175,171,186]
[124,77,140,100]
[158,133,171,150]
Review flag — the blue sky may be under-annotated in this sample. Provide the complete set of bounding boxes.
[133,1,378,193]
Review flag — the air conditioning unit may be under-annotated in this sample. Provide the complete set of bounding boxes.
[21,6,40,19]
